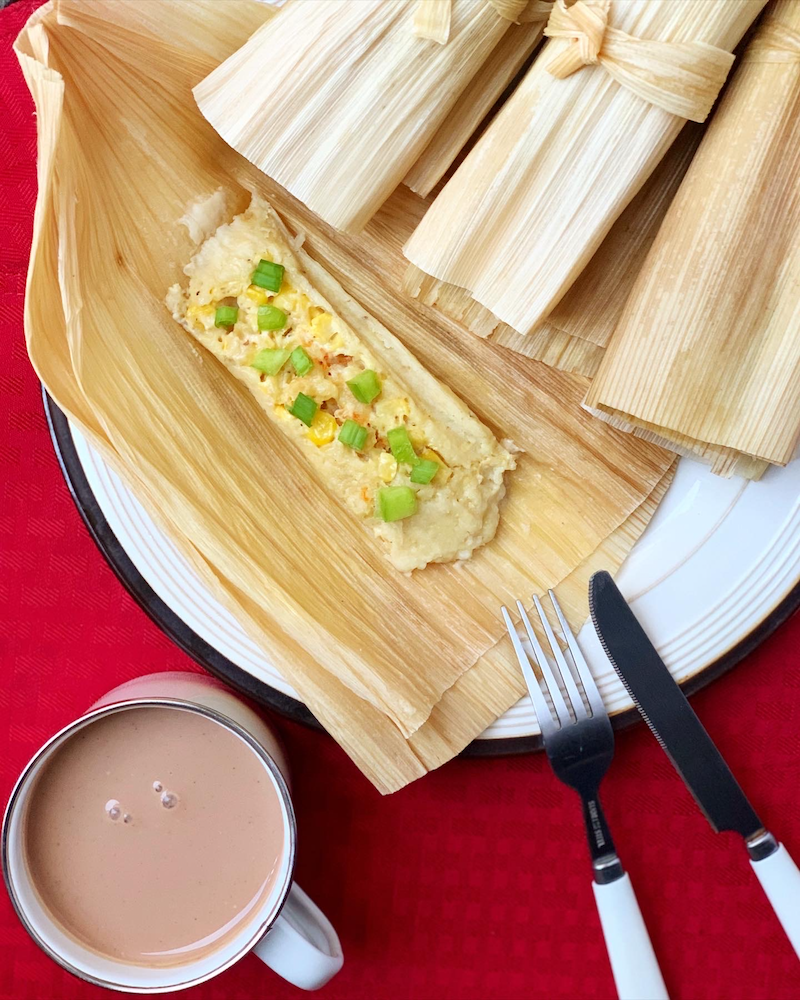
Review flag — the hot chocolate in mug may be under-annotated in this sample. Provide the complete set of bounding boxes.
[2,672,344,992]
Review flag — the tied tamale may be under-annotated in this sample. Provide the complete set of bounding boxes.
[194,0,552,233]
[404,0,764,337]
[586,0,800,480]
[404,11,549,198]
[168,197,514,572]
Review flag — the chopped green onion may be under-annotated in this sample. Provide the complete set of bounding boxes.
[257,304,287,331]
[290,346,314,377]
[214,305,238,328]
[252,271,274,290]
[289,393,318,427]
[250,348,291,375]
[338,419,368,451]
[377,486,417,523]
[346,369,382,405]
[254,259,284,292]
[410,459,439,484]
[387,426,419,466]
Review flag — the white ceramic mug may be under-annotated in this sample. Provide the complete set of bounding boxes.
[2,671,343,993]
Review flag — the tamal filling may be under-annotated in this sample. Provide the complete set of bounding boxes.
[167,197,514,570]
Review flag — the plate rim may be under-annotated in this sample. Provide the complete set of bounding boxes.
[44,388,800,757]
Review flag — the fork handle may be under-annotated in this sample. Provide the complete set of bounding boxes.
[592,873,669,1000]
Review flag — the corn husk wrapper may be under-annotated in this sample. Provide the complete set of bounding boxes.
[403,264,605,377]
[194,0,551,234]
[404,120,703,377]
[404,13,547,197]
[413,0,453,45]
[16,0,673,793]
[403,0,765,337]
[585,0,800,481]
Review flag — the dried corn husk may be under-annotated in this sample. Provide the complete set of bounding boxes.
[408,457,675,768]
[194,0,550,234]
[402,264,604,376]
[404,15,547,197]
[586,0,800,481]
[404,121,702,377]
[404,0,764,337]
[538,123,703,352]
[413,0,452,44]
[17,0,673,793]
[492,323,605,378]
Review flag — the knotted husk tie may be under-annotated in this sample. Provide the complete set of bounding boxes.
[544,0,734,122]
[743,22,800,64]
[414,0,553,44]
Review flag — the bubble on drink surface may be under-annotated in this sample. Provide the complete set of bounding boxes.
[105,799,122,821]
[123,813,133,824]
[152,780,163,793]
[160,790,178,810]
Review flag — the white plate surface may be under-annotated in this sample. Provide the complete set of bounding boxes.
[68,422,800,740]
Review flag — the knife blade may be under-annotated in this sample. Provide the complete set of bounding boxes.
[588,570,800,960]
[588,569,763,840]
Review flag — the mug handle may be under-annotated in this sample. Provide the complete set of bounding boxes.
[252,883,343,990]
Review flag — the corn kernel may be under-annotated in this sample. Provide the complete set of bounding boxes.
[378,452,398,483]
[306,409,338,446]
[310,311,334,343]
[245,285,269,306]
[272,284,301,314]
[186,303,216,328]
[421,447,445,466]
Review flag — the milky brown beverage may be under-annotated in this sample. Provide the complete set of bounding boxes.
[22,706,285,967]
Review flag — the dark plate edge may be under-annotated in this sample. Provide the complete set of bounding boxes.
[45,389,800,757]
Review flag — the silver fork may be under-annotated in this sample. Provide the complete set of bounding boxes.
[502,591,669,1000]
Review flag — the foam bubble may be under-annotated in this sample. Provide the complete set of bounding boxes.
[160,790,178,810]
[105,799,121,821]
[152,780,163,793]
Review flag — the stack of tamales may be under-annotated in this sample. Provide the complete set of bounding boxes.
[404,0,765,337]
[194,0,553,232]
[586,0,800,480]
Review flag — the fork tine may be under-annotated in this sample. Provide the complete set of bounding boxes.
[532,595,588,720]
[516,600,572,727]
[547,589,607,719]
[501,606,558,739]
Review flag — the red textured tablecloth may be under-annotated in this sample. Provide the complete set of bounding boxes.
[2,3,800,998]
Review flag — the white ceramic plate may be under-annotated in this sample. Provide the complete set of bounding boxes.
[46,394,800,750]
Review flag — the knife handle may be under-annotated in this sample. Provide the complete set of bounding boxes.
[750,842,800,960]
[592,873,669,1000]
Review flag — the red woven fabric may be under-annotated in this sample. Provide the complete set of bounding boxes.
[2,2,800,998]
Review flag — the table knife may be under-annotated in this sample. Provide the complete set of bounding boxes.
[589,570,800,960]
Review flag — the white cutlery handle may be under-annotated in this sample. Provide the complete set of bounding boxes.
[592,873,669,1000]
[750,843,800,959]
